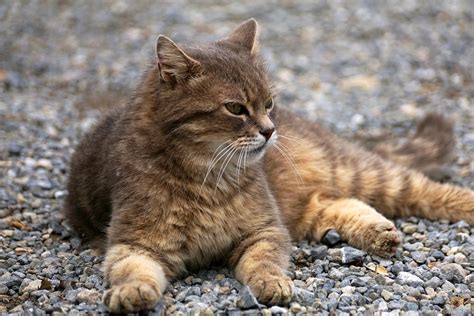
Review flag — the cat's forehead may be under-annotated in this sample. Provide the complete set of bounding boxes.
[190,45,272,101]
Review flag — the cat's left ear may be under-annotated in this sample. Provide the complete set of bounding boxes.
[155,35,203,83]
[221,18,258,54]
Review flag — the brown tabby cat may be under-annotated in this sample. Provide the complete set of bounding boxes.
[64,19,474,313]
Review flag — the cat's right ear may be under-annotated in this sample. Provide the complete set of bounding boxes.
[221,18,258,55]
[155,35,202,83]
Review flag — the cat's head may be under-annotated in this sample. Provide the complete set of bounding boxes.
[150,19,277,168]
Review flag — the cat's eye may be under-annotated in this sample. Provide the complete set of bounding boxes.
[265,99,274,111]
[225,102,248,116]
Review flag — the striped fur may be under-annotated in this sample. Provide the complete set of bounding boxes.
[64,20,473,312]
[266,109,473,258]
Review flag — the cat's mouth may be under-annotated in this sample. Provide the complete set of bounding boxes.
[244,135,276,156]
[246,141,274,155]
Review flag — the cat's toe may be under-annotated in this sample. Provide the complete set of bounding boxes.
[104,280,161,313]
[369,224,400,257]
[248,273,293,305]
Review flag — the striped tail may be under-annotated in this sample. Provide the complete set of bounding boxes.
[373,113,455,181]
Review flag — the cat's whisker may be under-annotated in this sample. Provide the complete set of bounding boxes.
[203,142,235,174]
[200,140,236,190]
[243,144,249,173]
[203,143,234,181]
[277,141,305,184]
[237,147,245,181]
[276,141,301,168]
[209,140,232,165]
[278,134,306,146]
[215,146,240,191]
[275,123,295,129]
[236,147,245,195]
[212,142,239,171]
[277,141,298,156]
[274,143,304,185]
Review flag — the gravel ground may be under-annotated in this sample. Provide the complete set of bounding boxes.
[1,1,473,314]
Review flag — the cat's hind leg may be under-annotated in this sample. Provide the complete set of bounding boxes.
[347,158,474,226]
[298,196,401,257]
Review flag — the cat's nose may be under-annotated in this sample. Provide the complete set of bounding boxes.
[260,127,275,141]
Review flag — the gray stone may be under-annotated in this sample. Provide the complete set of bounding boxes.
[27,178,52,190]
[65,289,79,303]
[425,276,441,288]
[175,287,191,302]
[405,302,419,311]
[377,300,388,311]
[465,274,474,283]
[310,246,328,260]
[329,268,345,280]
[8,143,23,156]
[462,133,474,146]
[390,262,405,274]
[0,285,8,294]
[388,300,405,310]
[70,238,81,249]
[322,229,341,246]
[431,250,445,260]
[236,286,259,309]
[403,242,423,252]
[184,295,201,303]
[188,286,201,297]
[293,287,315,305]
[341,247,366,265]
[350,277,367,287]
[439,263,467,283]
[411,251,426,264]
[433,295,446,306]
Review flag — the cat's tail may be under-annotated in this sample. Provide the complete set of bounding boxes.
[373,113,455,181]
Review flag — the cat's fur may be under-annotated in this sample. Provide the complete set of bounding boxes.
[64,19,474,312]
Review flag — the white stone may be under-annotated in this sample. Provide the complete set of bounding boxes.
[21,280,42,293]
[397,272,423,286]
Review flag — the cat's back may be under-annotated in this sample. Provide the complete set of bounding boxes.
[64,106,125,247]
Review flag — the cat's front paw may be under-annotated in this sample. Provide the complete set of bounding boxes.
[103,280,161,313]
[247,272,294,305]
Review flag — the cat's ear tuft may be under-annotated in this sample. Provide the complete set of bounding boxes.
[155,35,202,83]
[223,18,258,54]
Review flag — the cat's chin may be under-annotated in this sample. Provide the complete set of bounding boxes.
[248,145,265,155]
[244,144,269,162]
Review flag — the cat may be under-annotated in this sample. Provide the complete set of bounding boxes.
[64,19,474,313]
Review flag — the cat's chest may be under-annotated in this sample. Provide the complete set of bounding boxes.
[163,193,249,267]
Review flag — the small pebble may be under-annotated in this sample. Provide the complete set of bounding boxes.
[2,2,473,314]
[322,229,341,246]
[411,251,427,264]
[381,289,393,301]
